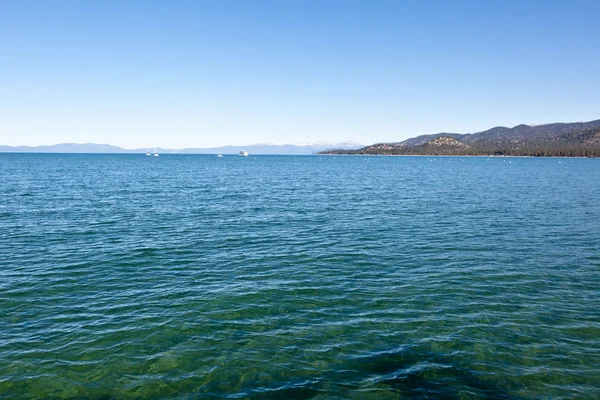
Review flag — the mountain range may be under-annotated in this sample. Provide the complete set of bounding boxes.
[0,141,364,155]
[321,119,600,157]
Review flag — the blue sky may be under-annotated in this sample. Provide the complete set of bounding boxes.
[1,0,599,148]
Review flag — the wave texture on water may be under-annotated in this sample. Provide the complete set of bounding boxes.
[1,154,600,399]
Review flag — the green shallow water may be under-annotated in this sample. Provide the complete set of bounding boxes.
[1,154,600,399]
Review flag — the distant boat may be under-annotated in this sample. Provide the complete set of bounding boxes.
[153,147,159,157]
[239,150,248,157]
[217,154,223,157]
[146,148,151,156]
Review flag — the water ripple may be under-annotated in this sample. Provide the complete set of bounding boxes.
[1,154,600,399]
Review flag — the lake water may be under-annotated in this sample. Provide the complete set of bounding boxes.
[1,154,600,399]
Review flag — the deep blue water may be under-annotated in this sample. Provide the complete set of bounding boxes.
[1,154,600,399]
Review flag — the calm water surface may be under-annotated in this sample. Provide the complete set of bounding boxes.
[1,154,600,399]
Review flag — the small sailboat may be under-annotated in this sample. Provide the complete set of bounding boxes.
[146,148,151,156]
[153,147,159,157]
[217,154,223,158]
[239,150,248,157]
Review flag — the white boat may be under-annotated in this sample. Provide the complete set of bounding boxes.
[217,154,223,157]
[153,147,159,157]
[146,148,151,156]
[239,150,248,157]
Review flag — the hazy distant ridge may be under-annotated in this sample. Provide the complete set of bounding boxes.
[0,142,364,155]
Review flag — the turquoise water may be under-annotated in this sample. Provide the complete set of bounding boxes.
[1,154,600,399]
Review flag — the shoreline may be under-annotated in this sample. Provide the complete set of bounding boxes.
[318,153,597,159]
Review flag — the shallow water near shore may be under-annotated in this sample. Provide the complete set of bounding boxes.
[1,154,600,399]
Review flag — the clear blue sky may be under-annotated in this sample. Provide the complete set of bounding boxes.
[1,0,599,148]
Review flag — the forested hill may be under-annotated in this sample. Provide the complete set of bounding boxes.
[321,120,600,157]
